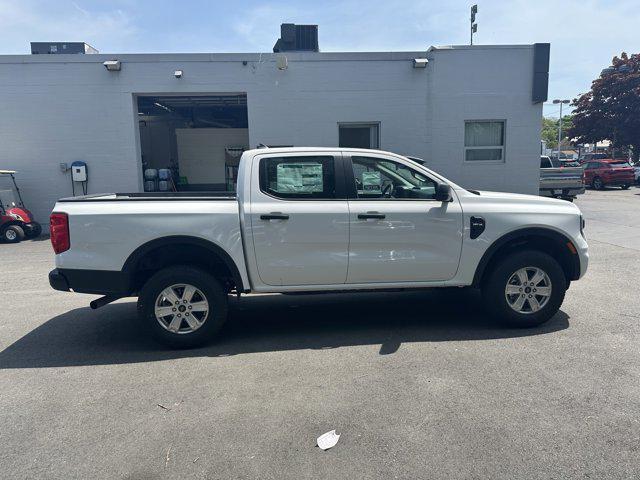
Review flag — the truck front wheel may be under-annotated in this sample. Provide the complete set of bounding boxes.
[137,266,228,348]
[481,250,566,328]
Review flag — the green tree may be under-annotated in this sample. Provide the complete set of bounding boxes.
[568,52,640,160]
[541,115,573,150]
[541,117,558,149]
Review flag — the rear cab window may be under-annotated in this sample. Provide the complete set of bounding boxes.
[259,156,337,199]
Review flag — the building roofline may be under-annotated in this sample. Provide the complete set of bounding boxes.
[0,51,426,64]
[0,44,537,64]
[428,44,535,52]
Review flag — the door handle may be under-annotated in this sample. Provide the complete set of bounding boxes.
[358,212,386,220]
[260,212,289,220]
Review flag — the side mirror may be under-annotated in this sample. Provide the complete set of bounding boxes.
[435,183,452,202]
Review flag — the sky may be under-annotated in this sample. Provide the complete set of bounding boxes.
[0,0,638,118]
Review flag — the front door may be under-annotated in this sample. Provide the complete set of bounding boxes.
[345,154,463,284]
[249,152,349,286]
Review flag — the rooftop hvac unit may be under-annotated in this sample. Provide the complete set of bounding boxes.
[273,24,319,53]
[30,42,98,54]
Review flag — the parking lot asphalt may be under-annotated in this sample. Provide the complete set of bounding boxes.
[1,187,639,479]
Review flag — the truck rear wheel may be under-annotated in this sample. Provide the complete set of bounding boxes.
[481,250,566,328]
[137,266,228,348]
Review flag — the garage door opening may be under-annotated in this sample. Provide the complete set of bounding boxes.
[137,94,248,192]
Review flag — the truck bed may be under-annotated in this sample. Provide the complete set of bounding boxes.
[51,192,248,287]
[539,167,585,199]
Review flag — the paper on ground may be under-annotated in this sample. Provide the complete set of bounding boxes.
[317,430,340,450]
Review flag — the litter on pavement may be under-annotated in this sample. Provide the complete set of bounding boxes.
[316,430,340,450]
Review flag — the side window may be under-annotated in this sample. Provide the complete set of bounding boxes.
[351,156,437,200]
[259,156,336,199]
[540,157,552,168]
[464,120,505,162]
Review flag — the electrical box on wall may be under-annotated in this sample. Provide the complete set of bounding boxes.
[71,161,88,182]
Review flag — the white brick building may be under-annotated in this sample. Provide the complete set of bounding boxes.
[0,38,549,226]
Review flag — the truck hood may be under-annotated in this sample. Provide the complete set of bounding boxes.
[467,189,580,211]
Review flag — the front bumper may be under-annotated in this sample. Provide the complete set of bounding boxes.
[573,233,589,279]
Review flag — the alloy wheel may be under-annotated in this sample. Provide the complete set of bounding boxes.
[154,283,209,334]
[504,267,552,314]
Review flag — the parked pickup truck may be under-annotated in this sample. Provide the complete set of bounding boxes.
[539,156,585,201]
[49,148,589,347]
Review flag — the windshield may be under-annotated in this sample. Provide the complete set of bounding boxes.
[609,161,631,167]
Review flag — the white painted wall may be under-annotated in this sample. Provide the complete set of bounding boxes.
[176,128,248,184]
[0,47,542,227]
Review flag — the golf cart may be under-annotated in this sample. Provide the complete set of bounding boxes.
[0,170,42,243]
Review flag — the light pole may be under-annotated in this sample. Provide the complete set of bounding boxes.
[470,5,478,45]
[552,99,570,157]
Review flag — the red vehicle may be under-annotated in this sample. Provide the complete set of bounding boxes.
[581,159,635,190]
[0,170,42,243]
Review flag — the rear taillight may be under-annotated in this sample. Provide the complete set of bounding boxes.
[50,212,70,254]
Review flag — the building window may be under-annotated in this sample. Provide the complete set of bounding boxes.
[339,123,380,149]
[464,120,505,162]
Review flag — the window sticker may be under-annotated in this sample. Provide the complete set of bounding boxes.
[276,163,323,193]
[362,171,382,192]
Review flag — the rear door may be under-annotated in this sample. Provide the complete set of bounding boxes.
[344,153,463,283]
[248,151,349,286]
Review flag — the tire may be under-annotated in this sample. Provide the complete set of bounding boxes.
[137,265,228,348]
[25,223,42,239]
[2,225,25,243]
[592,176,604,190]
[621,185,630,190]
[481,250,566,328]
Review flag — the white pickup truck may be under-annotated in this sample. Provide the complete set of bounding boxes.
[49,148,589,347]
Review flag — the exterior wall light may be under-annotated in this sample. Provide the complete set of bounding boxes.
[174,70,183,78]
[276,54,288,70]
[103,60,121,71]
[413,58,428,68]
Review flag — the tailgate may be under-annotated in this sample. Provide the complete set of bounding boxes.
[540,167,584,189]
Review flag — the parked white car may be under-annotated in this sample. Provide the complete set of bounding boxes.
[49,147,589,347]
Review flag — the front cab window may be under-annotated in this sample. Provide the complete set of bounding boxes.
[351,156,437,199]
